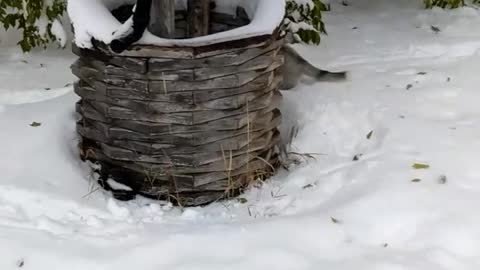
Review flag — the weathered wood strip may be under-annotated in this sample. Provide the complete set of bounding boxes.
[149,63,281,92]
[108,126,279,159]
[92,145,277,174]
[192,159,271,187]
[92,39,195,59]
[193,50,278,80]
[187,0,210,38]
[79,106,279,140]
[107,87,195,103]
[87,142,275,175]
[76,100,110,123]
[80,123,279,162]
[104,118,278,146]
[84,90,280,125]
[148,0,176,38]
[192,73,278,102]
[192,91,282,124]
[99,139,275,168]
[72,46,149,74]
[77,82,154,104]
[78,122,278,159]
[148,39,283,72]
[193,35,274,59]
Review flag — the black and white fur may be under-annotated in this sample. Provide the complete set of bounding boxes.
[110,0,152,53]
[280,45,347,90]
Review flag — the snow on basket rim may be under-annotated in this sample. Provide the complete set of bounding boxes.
[67,0,286,49]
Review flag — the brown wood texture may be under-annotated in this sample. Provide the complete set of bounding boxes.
[148,0,176,38]
[187,0,210,37]
[73,11,284,205]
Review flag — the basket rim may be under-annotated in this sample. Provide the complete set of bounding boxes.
[86,30,284,59]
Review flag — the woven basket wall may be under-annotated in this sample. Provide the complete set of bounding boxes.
[72,31,284,206]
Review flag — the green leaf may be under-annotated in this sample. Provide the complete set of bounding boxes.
[0,0,66,52]
[237,198,248,204]
[412,163,430,170]
[366,130,373,140]
[284,0,326,45]
[330,217,341,224]
[424,0,465,8]
[30,121,42,127]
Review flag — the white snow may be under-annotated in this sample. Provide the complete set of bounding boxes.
[0,47,74,105]
[3,0,480,269]
[34,17,49,37]
[106,199,131,218]
[51,19,68,48]
[67,0,285,48]
[106,179,133,191]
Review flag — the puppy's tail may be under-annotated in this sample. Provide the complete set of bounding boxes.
[110,0,152,54]
[315,70,348,81]
[302,60,347,82]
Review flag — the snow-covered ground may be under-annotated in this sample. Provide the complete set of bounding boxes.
[2,0,480,269]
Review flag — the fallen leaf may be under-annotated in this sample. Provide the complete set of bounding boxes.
[411,178,422,183]
[438,175,447,184]
[366,130,373,140]
[412,163,430,170]
[353,154,363,161]
[237,198,248,204]
[430,25,441,33]
[30,122,42,127]
[303,184,314,189]
[331,217,341,224]
[406,84,413,90]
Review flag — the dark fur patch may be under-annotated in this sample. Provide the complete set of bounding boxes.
[110,0,152,53]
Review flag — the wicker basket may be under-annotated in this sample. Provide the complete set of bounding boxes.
[72,10,284,206]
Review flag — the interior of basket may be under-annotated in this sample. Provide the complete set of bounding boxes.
[111,3,252,39]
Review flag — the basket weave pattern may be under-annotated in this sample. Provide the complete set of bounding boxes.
[72,35,284,206]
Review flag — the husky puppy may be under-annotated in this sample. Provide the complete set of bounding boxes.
[280,45,347,90]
